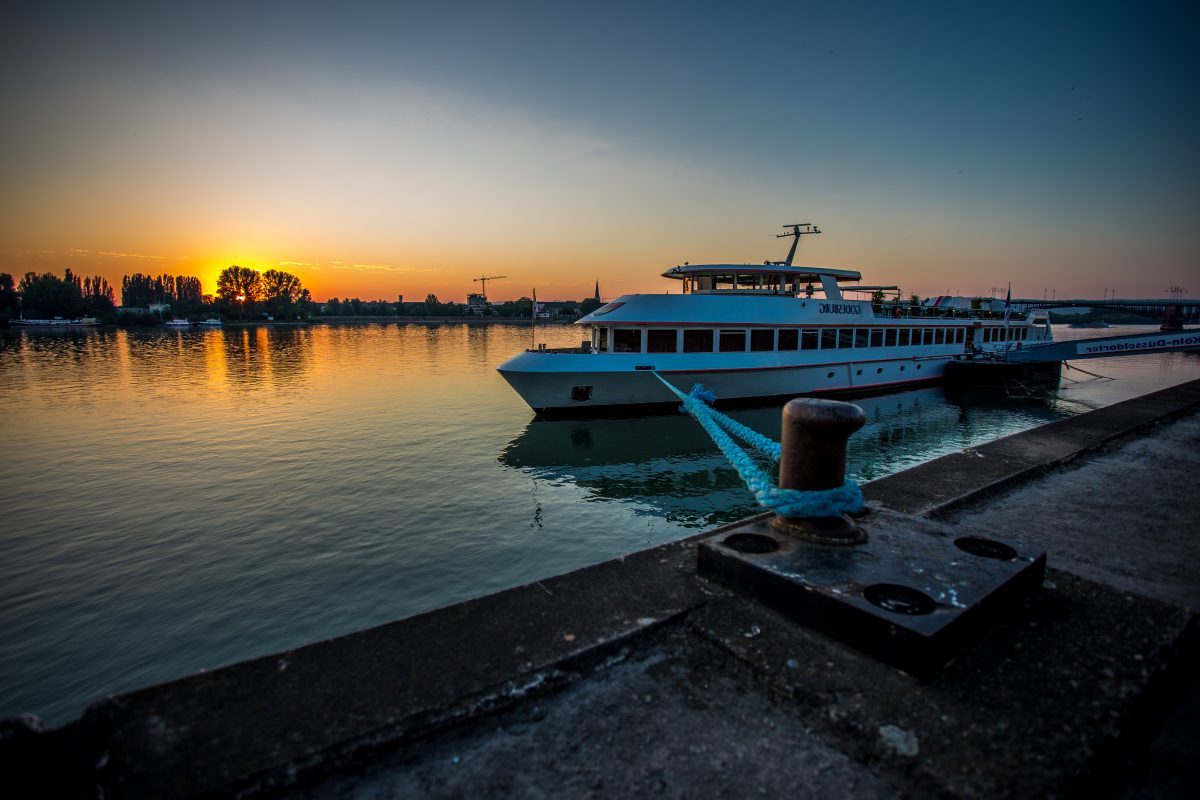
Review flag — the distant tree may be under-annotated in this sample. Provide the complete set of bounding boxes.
[871,289,886,305]
[122,273,152,307]
[174,276,203,306]
[297,288,315,317]
[325,297,342,315]
[81,275,115,315]
[18,271,85,318]
[122,272,199,308]
[0,273,19,318]
[580,297,603,315]
[216,266,263,304]
[261,269,304,318]
[497,296,533,317]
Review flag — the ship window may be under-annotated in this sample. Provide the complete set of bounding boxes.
[750,329,774,351]
[855,329,869,348]
[885,329,897,347]
[647,329,677,353]
[926,328,935,344]
[1020,328,1028,341]
[870,329,883,348]
[821,329,838,349]
[571,385,593,402]
[596,327,609,352]
[719,329,747,352]
[714,275,735,290]
[898,329,910,346]
[778,329,799,350]
[856,368,862,375]
[877,367,883,374]
[683,328,713,352]
[801,329,819,350]
[838,329,854,348]
[612,328,642,353]
[827,371,835,378]
[935,329,945,345]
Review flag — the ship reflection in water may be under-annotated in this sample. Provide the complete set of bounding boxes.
[499,387,1064,528]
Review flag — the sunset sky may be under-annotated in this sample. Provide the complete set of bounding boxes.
[2,1,1196,303]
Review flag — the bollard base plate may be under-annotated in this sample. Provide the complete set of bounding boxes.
[697,508,1045,676]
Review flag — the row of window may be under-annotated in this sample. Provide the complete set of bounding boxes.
[596,325,1033,354]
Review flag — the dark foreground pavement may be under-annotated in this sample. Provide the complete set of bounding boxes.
[4,379,1199,798]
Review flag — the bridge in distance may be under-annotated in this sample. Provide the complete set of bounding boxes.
[1013,298,1200,327]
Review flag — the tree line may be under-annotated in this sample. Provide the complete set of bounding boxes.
[0,270,116,320]
[0,265,604,325]
[0,265,312,324]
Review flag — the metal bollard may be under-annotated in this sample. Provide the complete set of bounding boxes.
[770,398,868,545]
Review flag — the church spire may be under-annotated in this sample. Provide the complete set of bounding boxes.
[593,280,600,301]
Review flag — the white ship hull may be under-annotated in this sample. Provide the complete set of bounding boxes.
[500,348,962,413]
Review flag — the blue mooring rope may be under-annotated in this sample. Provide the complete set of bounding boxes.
[651,373,863,518]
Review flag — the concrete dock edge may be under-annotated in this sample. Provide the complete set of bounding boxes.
[3,378,1198,798]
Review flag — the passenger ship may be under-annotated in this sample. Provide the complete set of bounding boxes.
[498,224,1051,414]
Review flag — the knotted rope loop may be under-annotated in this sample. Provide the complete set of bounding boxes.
[652,372,863,518]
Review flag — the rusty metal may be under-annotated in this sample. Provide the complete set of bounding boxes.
[770,398,867,545]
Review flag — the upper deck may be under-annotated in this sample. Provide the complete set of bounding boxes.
[661,263,863,297]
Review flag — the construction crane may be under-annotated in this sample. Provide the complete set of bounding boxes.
[473,275,507,297]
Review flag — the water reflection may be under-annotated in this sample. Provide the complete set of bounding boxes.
[500,387,1065,527]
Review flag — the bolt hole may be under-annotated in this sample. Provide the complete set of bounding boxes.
[722,533,779,554]
[955,536,1017,561]
[863,583,936,615]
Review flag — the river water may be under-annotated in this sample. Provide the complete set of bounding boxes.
[1,322,1197,725]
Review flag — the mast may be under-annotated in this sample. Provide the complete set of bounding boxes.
[774,223,821,266]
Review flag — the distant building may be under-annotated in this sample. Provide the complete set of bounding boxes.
[467,293,489,314]
[115,304,169,315]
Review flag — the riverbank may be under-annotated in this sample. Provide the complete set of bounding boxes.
[3,378,1197,797]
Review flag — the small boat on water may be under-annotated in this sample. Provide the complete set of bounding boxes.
[498,224,1052,414]
[196,318,223,327]
[163,318,191,329]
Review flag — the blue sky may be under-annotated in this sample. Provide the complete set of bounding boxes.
[2,1,1196,300]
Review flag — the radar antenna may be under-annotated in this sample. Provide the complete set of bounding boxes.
[772,223,821,266]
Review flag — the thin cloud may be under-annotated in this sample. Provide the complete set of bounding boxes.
[354,262,420,272]
[69,248,165,260]
[327,260,439,273]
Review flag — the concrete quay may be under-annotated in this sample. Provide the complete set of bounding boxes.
[3,379,1199,798]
